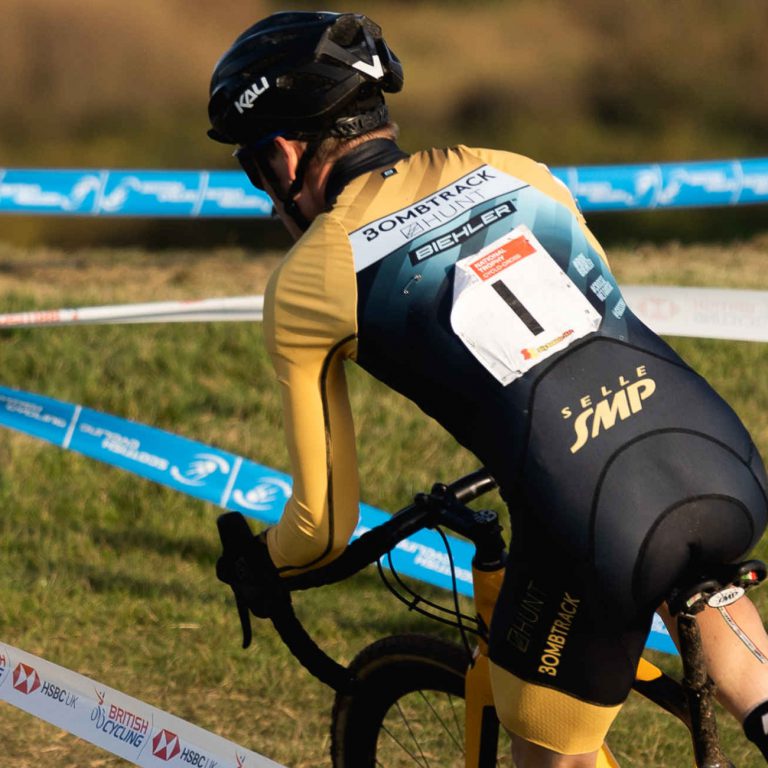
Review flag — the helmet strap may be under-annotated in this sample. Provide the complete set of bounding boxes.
[255,139,321,233]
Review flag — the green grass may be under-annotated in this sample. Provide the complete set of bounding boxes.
[1,237,768,766]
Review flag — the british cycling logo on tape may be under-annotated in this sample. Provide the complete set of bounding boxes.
[231,477,292,512]
[170,453,231,487]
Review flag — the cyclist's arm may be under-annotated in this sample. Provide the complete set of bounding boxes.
[263,215,360,575]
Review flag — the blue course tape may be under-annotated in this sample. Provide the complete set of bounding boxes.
[0,384,675,654]
[1,158,767,216]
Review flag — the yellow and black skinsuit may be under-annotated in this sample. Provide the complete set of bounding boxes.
[263,140,768,753]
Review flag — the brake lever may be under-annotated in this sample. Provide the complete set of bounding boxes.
[235,591,253,649]
[216,512,264,649]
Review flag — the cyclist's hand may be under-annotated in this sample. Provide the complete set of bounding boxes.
[216,513,288,648]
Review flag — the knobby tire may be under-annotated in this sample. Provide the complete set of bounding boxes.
[330,633,512,767]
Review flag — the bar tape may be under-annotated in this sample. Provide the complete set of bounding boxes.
[1,156,767,216]
[0,640,286,767]
[2,287,768,344]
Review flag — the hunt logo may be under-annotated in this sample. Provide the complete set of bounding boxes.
[360,169,498,243]
[506,580,546,653]
[153,729,182,761]
[235,77,270,114]
[408,202,515,264]
[12,663,41,695]
[561,365,656,454]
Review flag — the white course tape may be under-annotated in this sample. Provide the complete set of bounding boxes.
[623,285,768,343]
[0,296,264,328]
[0,641,285,768]
[2,286,768,343]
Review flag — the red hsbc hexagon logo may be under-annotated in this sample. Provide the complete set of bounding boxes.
[152,729,181,761]
[12,663,41,695]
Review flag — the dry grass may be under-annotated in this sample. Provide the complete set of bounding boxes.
[1,0,767,168]
[0,236,768,766]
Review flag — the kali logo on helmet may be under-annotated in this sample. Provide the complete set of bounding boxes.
[235,77,270,114]
[12,662,41,695]
[152,729,182,761]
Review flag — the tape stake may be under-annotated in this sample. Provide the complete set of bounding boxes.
[0,641,286,767]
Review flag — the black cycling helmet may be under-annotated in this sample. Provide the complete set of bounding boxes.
[207,11,403,146]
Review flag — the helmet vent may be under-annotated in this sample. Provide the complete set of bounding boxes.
[327,15,362,46]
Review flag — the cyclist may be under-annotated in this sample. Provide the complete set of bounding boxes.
[208,11,768,766]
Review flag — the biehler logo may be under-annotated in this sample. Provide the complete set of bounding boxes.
[153,729,182,761]
[12,663,42,695]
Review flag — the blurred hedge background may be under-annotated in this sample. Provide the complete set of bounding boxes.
[1,0,767,246]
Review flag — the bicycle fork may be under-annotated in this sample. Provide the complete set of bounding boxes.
[465,564,505,768]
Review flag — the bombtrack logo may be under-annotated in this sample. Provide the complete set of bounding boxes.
[360,169,499,243]
[561,365,656,454]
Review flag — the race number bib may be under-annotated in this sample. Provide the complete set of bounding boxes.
[450,225,601,385]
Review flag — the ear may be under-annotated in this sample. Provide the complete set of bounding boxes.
[272,136,303,184]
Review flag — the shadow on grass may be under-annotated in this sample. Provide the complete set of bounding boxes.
[91,525,219,567]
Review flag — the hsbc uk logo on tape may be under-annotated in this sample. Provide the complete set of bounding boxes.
[12,663,40,695]
[153,727,220,767]
[12,662,79,708]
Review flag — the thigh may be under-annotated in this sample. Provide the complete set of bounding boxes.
[487,537,651,753]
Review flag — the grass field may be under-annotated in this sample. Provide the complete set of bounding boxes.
[1,234,768,766]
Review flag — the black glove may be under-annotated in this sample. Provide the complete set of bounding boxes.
[216,512,288,647]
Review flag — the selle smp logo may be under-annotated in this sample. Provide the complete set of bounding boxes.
[561,365,656,454]
[235,77,270,114]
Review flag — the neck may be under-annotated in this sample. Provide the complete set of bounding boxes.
[324,139,409,207]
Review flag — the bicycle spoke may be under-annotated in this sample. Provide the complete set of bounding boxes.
[417,690,465,754]
[375,689,467,767]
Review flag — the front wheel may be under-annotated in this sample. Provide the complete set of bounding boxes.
[330,633,512,767]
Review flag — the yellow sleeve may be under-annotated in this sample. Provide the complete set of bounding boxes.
[262,214,360,574]
[461,146,610,266]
